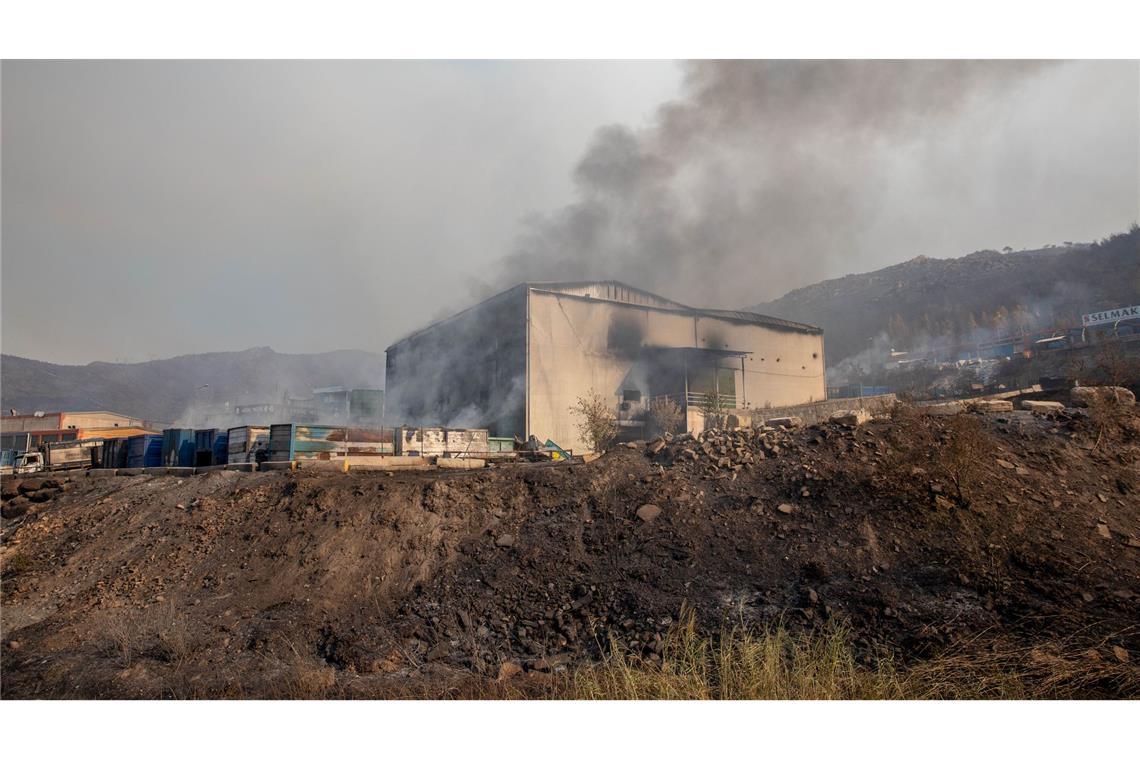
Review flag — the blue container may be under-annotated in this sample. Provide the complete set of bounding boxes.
[102,438,130,468]
[213,432,228,465]
[127,434,163,468]
[192,428,230,466]
[268,423,391,461]
[193,429,221,466]
[162,428,196,467]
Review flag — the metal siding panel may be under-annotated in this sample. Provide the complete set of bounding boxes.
[162,428,196,467]
[269,424,296,461]
[127,434,163,468]
[226,426,269,462]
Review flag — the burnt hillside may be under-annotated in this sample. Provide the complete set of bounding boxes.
[751,227,1140,366]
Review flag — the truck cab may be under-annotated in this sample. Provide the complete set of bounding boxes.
[13,451,45,474]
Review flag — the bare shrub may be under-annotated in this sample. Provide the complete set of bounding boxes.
[938,414,995,505]
[882,402,994,505]
[1085,392,1139,449]
[644,397,684,438]
[569,389,618,452]
[1077,341,1140,388]
[881,402,937,491]
[146,601,192,666]
[99,613,139,668]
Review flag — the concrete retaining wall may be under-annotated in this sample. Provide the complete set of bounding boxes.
[754,394,897,427]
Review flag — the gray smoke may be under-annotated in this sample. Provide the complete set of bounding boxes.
[496,60,1055,307]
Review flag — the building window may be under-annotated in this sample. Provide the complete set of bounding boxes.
[622,389,642,403]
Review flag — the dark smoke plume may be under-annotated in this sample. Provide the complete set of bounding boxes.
[496,60,1052,307]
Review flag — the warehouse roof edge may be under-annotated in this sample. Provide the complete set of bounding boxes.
[386,280,822,350]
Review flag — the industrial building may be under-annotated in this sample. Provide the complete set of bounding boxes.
[189,388,384,429]
[385,281,825,452]
[0,410,158,452]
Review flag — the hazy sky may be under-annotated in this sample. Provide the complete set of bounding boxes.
[2,60,1137,364]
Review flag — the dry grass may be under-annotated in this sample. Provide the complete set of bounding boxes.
[565,616,901,700]
[527,614,1138,700]
[94,601,195,671]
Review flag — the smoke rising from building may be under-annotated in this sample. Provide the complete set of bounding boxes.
[496,61,1133,308]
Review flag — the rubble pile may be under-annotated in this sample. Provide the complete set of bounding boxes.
[644,412,879,479]
[646,424,801,475]
[2,402,1137,698]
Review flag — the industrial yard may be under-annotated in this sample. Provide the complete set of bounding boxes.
[2,57,1138,760]
[2,387,1137,698]
[2,277,1138,699]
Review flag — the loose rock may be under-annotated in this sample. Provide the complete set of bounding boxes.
[636,504,662,523]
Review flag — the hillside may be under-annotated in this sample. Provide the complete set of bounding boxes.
[0,347,386,424]
[751,227,1140,367]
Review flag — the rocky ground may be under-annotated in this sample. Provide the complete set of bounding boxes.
[2,402,1138,698]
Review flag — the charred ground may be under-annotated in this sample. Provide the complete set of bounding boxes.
[1,405,1138,698]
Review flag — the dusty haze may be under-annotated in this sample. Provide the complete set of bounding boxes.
[3,60,1137,365]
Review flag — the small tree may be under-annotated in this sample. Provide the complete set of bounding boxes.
[696,389,729,431]
[644,397,684,438]
[570,389,618,452]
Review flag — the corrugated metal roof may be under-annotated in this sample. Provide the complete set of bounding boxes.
[529,281,822,334]
[689,308,822,334]
[386,280,822,349]
[527,280,691,310]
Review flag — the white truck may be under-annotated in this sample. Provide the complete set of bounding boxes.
[2,440,101,475]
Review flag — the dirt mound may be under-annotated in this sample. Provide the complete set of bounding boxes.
[2,407,1138,698]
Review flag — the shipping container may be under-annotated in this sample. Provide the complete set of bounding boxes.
[101,437,130,469]
[127,434,163,468]
[193,429,229,466]
[162,428,196,467]
[213,432,228,465]
[89,441,105,468]
[269,424,394,461]
[394,427,490,456]
[226,425,270,463]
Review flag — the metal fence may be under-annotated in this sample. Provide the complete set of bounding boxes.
[648,392,739,409]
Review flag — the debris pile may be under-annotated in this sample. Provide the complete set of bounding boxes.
[645,414,873,477]
[2,402,1137,698]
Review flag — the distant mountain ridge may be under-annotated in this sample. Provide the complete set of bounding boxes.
[0,347,386,424]
[4,229,1137,420]
[750,227,1140,366]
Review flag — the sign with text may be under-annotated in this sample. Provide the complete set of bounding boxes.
[1082,305,1140,327]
